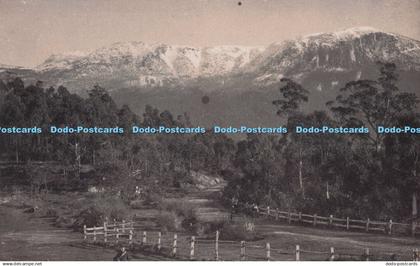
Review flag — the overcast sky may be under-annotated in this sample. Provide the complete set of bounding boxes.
[1,0,420,67]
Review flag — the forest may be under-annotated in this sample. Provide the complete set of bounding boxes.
[0,62,419,222]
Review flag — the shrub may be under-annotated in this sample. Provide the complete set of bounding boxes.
[156,211,182,231]
[55,216,76,228]
[160,199,196,220]
[143,191,162,207]
[73,195,129,230]
[156,199,202,232]
[219,220,261,241]
[43,208,58,217]
[194,221,225,237]
[129,199,145,209]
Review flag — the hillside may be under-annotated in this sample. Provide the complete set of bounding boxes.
[1,27,420,127]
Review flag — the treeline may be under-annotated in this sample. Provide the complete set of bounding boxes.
[0,78,235,192]
[1,61,419,221]
[224,62,420,221]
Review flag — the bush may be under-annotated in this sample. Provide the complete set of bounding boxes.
[194,221,225,237]
[155,199,200,232]
[73,206,104,230]
[143,191,162,207]
[43,208,58,217]
[55,216,76,228]
[129,199,145,209]
[156,211,182,231]
[219,220,261,241]
[73,195,129,230]
[160,199,196,220]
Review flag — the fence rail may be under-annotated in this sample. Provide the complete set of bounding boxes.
[250,204,415,236]
[83,221,416,261]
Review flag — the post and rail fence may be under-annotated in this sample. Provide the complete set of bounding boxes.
[83,221,416,261]
[249,204,418,237]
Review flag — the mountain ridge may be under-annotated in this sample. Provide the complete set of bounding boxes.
[1,27,419,127]
[25,27,420,92]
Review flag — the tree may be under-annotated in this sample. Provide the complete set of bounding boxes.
[228,135,284,206]
[327,62,418,152]
[273,78,309,197]
[272,78,309,117]
[0,93,25,162]
[326,62,419,218]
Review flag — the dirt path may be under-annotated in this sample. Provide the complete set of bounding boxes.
[128,179,420,260]
[2,183,419,261]
[0,207,110,260]
[0,206,167,261]
[252,219,420,260]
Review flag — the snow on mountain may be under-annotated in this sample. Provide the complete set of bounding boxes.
[32,27,420,92]
[37,51,87,71]
[4,27,420,128]
[36,42,264,87]
[249,27,420,85]
[303,27,379,43]
[0,63,25,70]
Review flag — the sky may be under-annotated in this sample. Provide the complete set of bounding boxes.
[1,0,420,67]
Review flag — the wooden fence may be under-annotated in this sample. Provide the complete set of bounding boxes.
[251,205,417,237]
[83,220,135,244]
[83,221,415,261]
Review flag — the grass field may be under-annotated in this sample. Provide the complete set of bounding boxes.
[1,187,420,261]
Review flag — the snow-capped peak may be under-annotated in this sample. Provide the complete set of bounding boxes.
[305,26,380,39]
[45,51,87,61]
[36,51,87,71]
[92,41,151,58]
[33,27,420,90]
[0,63,24,69]
[36,42,264,77]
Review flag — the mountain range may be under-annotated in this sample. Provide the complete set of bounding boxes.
[1,27,420,127]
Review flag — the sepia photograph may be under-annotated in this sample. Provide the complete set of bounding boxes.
[1,0,420,263]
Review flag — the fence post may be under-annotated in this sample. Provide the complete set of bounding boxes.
[93,226,97,242]
[388,219,393,235]
[412,221,417,237]
[276,208,279,220]
[116,228,119,244]
[298,212,302,222]
[215,230,220,260]
[129,230,133,245]
[267,206,270,218]
[329,215,333,227]
[330,247,335,261]
[157,232,162,251]
[346,217,350,230]
[104,222,107,243]
[172,234,177,257]
[83,225,87,240]
[366,218,370,232]
[190,236,195,260]
[288,211,292,224]
[313,214,317,226]
[266,242,271,261]
[142,231,147,244]
[240,241,246,260]
[295,245,300,261]
[121,219,125,233]
[365,248,370,261]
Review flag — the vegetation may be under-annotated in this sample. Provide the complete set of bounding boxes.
[0,80,234,194]
[224,62,420,221]
[0,61,419,223]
